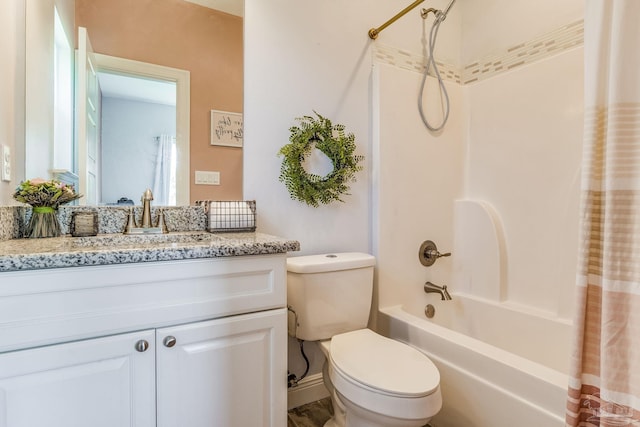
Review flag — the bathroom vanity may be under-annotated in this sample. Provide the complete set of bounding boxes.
[0,231,299,427]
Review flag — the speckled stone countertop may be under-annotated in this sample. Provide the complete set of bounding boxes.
[0,231,300,272]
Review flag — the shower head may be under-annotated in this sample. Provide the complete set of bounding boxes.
[421,0,456,22]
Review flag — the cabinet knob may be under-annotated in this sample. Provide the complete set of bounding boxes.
[163,336,177,348]
[135,339,150,352]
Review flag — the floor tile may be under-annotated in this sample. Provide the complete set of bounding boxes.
[287,397,433,427]
[287,398,333,427]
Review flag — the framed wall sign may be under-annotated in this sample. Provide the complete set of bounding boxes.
[210,110,243,147]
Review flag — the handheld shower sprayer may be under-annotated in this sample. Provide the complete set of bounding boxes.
[418,0,457,132]
[367,0,457,132]
[440,0,456,21]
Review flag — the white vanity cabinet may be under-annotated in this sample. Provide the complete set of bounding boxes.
[0,329,157,427]
[0,254,288,427]
[157,309,283,426]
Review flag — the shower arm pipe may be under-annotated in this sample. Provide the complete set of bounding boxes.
[368,0,425,40]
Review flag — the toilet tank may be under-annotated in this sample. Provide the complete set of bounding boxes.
[286,253,375,341]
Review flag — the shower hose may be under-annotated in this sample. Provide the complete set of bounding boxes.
[418,11,450,132]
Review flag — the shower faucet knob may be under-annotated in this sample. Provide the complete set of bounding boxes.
[419,240,451,267]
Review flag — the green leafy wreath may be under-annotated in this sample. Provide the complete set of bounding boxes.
[278,112,364,207]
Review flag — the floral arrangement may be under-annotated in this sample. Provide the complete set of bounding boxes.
[13,178,81,208]
[13,178,82,238]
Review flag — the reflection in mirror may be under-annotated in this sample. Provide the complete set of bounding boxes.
[24,0,244,205]
[100,73,177,206]
[90,53,190,206]
[99,73,177,206]
[76,0,244,203]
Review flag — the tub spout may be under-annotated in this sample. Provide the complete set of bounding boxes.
[424,281,452,300]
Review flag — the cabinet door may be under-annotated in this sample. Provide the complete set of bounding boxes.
[0,330,156,427]
[157,308,287,427]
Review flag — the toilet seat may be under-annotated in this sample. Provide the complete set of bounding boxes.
[329,329,440,397]
[324,329,442,423]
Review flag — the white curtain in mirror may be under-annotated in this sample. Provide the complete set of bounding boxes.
[152,134,177,206]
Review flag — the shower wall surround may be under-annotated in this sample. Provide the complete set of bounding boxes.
[373,19,584,84]
[373,15,584,319]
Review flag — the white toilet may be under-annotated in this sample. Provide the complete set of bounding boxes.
[287,253,442,427]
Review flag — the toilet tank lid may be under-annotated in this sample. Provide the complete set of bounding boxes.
[287,253,375,274]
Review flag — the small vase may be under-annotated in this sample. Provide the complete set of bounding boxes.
[26,207,61,238]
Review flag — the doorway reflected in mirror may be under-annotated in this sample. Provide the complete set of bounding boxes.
[99,72,177,206]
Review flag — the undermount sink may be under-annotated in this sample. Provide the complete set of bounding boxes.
[71,231,220,248]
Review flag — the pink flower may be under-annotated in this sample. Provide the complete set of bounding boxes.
[29,178,47,185]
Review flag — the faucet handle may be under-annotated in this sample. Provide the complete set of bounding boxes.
[419,240,451,267]
[124,207,138,233]
[155,209,169,234]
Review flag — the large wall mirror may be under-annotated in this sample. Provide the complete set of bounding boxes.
[24,0,243,206]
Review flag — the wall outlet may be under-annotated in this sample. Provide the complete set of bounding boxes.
[194,170,220,185]
[1,144,11,182]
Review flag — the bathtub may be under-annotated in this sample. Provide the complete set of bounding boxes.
[376,293,572,427]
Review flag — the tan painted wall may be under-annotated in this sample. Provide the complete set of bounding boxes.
[76,0,243,202]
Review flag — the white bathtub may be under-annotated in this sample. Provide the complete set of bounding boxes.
[377,294,572,427]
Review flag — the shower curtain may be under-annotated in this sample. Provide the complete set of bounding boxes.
[152,134,175,206]
[566,1,640,426]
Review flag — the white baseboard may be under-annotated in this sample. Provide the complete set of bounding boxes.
[287,373,330,410]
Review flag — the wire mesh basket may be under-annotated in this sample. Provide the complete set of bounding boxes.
[196,200,256,232]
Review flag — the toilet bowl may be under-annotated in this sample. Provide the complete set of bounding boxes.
[286,253,443,427]
[319,329,441,427]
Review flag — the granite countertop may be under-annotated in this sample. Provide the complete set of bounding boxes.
[0,231,300,272]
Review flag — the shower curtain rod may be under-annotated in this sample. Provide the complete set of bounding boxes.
[369,0,431,40]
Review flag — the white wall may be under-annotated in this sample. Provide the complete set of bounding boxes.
[245,0,584,401]
[24,0,54,181]
[24,0,75,181]
[0,0,26,205]
[244,0,461,389]
[244,0,460,255]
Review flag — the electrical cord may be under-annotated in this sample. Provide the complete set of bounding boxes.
[298,339,310,380]
[287,339,310,388]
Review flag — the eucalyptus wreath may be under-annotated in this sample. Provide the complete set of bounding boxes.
[278,112,364,207]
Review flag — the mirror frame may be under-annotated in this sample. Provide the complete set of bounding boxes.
[93,53,191,206]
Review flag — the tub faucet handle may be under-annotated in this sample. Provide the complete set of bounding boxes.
[419,240,451,267]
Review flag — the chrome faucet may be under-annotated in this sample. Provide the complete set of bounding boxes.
[424,281,452,300]
[123,189,168,234]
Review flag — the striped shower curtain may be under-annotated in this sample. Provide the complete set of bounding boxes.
[566,1,640,426]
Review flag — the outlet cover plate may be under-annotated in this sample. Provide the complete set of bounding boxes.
[195,170,220,185]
